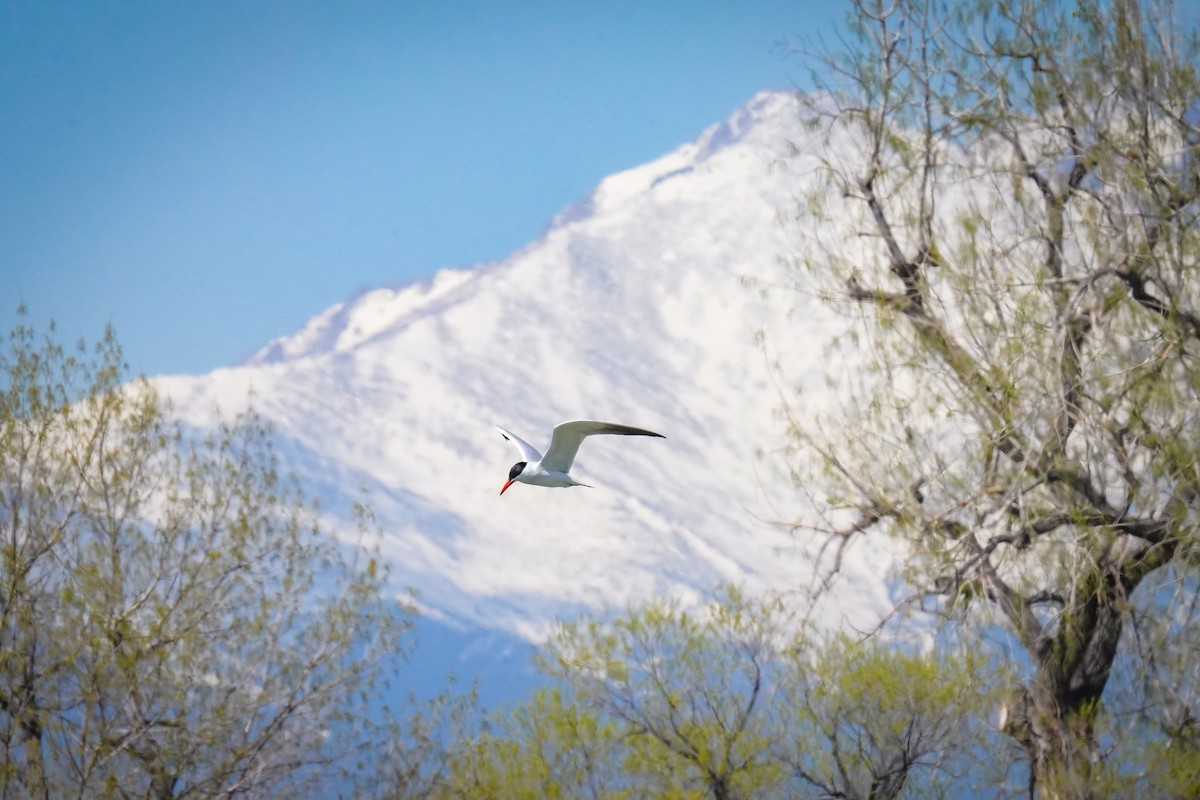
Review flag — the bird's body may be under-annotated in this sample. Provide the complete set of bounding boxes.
[496,420,665,494]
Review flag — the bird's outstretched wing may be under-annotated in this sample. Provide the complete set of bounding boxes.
[541,420,665,473]
[495,425,543,462]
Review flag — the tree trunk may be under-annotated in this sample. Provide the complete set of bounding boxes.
[1006,556,1155,799]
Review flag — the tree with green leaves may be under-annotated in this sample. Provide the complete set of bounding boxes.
[786,0,1200,795]
[546,587,790,800]
[437,588,993,799]
[0,313,410,799]
[774,633,998,799]
[432,686,628,800]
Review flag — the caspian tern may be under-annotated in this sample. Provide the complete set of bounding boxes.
[496,420,665,495]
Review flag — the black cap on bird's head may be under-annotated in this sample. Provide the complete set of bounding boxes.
[500,461,526,495]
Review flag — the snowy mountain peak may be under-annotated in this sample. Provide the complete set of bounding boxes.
[548,90,796,229]
[153,91,897,640]
[245,268,479,365]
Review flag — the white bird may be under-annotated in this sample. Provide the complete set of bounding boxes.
[496,420,665,495]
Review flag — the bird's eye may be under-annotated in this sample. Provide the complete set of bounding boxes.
[508,461,526,480]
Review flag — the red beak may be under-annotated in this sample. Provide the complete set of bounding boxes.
[500,478,516,495]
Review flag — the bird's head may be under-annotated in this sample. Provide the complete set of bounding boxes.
[500,461,526,495]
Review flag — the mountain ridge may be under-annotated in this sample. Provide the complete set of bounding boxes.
[153,90,900,641]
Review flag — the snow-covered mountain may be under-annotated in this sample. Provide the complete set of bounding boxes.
[154,91,899,643]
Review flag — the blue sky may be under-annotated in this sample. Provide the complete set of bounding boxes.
[2,1,840,377]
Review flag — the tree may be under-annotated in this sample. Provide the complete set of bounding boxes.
[786,0,1200,795]
[432,686,629,800]
[0,313,410,799]
[546,587,789,800]
[774,633,997,799]
[435,588,991,799]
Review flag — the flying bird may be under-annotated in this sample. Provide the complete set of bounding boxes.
[496,420,665,495]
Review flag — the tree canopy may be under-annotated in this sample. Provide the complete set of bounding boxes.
[429,588,995,800]
[785,0,1200,795]
[0,313,411,798]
